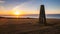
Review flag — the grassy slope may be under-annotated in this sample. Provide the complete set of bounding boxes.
[0,18,60,34]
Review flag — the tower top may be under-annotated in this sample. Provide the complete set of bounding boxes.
[41,5,44,6]
[40,5,45,8]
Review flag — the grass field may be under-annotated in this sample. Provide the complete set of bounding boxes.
[0,18,60,34]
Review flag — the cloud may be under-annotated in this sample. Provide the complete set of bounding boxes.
[12,0,39,14]
[0,0,5,3]
[0,6,6,12]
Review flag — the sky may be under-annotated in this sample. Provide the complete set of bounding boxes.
[0,0,60,15]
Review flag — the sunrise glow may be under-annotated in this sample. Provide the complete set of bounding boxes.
[0,0,60,15]
[14,11,20,15]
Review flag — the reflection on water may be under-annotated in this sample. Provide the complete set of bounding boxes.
[1,14,60,19]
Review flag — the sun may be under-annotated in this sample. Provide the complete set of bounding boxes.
[14,11,20,15]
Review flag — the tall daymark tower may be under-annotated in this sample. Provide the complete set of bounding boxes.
[39,0,47,25]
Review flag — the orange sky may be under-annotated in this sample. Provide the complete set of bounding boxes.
[0,0,60,16]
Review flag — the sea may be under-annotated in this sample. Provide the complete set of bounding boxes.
[1,14,60,19]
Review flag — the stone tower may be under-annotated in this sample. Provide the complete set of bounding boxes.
[39,5,47,25]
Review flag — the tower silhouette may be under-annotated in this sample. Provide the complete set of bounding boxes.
[39,5,47,25]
